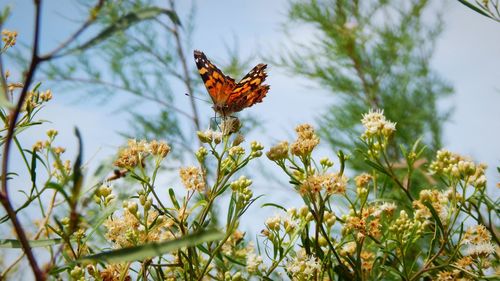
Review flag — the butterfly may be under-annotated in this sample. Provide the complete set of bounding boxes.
[194,50,270,117]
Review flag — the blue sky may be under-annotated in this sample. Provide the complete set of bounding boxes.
[2,0,499,233]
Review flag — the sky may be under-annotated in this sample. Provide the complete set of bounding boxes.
[1,0,499,252]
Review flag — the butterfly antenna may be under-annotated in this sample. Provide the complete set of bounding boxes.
[185,92,210,103]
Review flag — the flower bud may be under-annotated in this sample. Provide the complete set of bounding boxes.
[232,134,245,146]
[250,141,264,151]
[196,146,208,161]
[320,157,333,168]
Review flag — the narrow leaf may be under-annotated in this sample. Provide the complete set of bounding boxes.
[168,188,180,209]
[71,127,83,205]
[69,7,180,53]
[457,0,493,18]
[79,229,223,263]
[0,238,66,248]
[424,202,445,235]
[261,203,287,212]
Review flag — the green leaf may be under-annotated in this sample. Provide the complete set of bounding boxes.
[424,202,445,236]
[261,203,287,212]
[0,92,13,109]
[71,127,83,206]
[457,0,493,18]
[0,5,11,24]
[223,253,245,266]
[227,193,236,225]
[46,182,70,203]
[168,188,180,209]
[0,238,66,248]
[29,149,37,186]
[82,206,117,244]
[79,229,223,263]
[364,159,390,176]
[68,7,180,53]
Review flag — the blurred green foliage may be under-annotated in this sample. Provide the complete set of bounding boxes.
[276,0,453,174]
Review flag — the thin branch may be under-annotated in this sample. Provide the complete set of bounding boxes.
[50,77,196,121]
[167,0,201,133]
[39,0,105,61]
[0,0,44,279]
[1,190,58,279]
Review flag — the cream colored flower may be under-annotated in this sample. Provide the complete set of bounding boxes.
[179,166,205,192]
[266,141,289,161]
[361,109,396,139]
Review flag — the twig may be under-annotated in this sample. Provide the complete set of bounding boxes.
[0,1,44,279]
[49,77,195,121]
[1,190,58,279]
[167,0,201,133]
[0,1,104,279]
[38,0,105,61]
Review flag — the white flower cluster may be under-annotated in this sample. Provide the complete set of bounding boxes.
[285,249,321,280]
[361,109,396,139]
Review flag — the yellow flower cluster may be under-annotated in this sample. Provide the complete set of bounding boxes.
[389,210,426,243]
[429,149,486,187]
[98,263,130,281]
[360,251,374,272]
[104,209,172,248]
[230,176,254,207]
[21,89,53,113]
[291,124,320,157]
[266,141,289,161]
[179,166,206,192]
[343,206,382,239]
[114,139,170,169]
[197,129,222,144]
[413,188,461,224]
[355,173,372,188]
[1,29,17,49]
[299,172,347,195]
[93,184,116,207]
[52,159,72,182]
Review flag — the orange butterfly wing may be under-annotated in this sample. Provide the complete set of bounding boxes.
[226,63,269,113]
[194,50,235,110]
[194,50,269,116]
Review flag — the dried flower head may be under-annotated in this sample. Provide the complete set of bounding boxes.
[148,140,170,158]
[114,139,147,169]
[232,134,245,146]
[221,117,241,135]
[355,173,372,188]
[291,124,320,157]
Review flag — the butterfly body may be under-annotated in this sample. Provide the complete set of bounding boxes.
[194,50,270,117]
